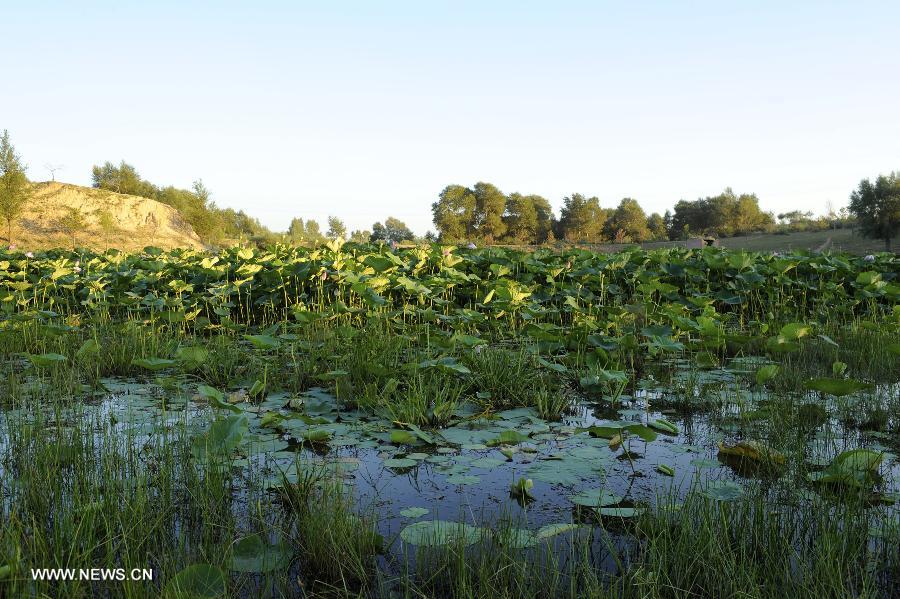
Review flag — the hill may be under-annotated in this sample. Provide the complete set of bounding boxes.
[8,181,204,251]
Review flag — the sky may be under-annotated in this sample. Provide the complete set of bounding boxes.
[2,1,899,236]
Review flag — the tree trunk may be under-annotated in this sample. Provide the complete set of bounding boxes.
[886,236,892,252]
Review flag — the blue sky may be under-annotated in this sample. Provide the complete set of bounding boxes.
[3,1,898,235]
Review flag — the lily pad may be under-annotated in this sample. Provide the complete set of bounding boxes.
[229,535,292,573]
[701,480,745,501]
[399,520,482,547]
[570,488,621,507]
[163,564,226,598]
[399,507,430,519]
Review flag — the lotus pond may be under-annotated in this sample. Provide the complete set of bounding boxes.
[0,243,898,598]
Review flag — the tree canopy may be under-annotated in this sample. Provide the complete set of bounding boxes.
[848,172,900,251]
[91,161,274,245]
[0,130,30,245]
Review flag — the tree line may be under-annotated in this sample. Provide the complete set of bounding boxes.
[0,130,896,250]
[430,182,864,245]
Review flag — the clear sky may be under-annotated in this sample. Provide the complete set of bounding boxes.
[3,1,899,235]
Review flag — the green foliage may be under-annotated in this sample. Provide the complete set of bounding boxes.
[56,206,89,249]
[557,193,607,242]
[326,215,347,239]
[605,197,650,242]
[848,171,900,251]
[670,188,774,239]
[0,130,30,245]
[370,216,414,243]
[90,161,276,245]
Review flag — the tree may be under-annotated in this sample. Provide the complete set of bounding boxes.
[503,192,539,243]
[848,172,900,251]
[432,184,477,241]
[327,216,347,239]
[91,161,156,197]
[647,213,668,240]
[472,182,507,242]
[557,193,606,242]
[58,206,88,249]
[304,219,323,243]
[605,198,650,242]
[0,130,30,245]
[371,217,414,243]
[349,229,371,243]
[288,217,306,243]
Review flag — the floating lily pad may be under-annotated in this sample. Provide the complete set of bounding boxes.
[229,535,292,573]
[163,564,226,598]
[701,480,745,501]
[399,521,482,547]
[399,507,430,519]
[570,488,621,507]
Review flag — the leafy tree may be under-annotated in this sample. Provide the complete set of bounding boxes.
[503,192,539,243]
[557,193,606,242]
[848,172,900,251]
[288,217,306,243]
[432,184,477,241]
[96,209,117,234]
[605,198,649,242]
[304,219,323,242]
[90,162,274,245]
[57,205,88,249]
[663,210,673,239]
[371,217,414,243]
[670,189,772,238]
[349,229,371,243]
[647,212,668,240]
[473,182,507,242]
[91,161,156,197]
[532,196,556,243]
[0,130,30,245]
[327,216,347,239]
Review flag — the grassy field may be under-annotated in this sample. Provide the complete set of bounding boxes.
[0,243,897,598]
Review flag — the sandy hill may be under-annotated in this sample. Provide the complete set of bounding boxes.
[7,181,204,251]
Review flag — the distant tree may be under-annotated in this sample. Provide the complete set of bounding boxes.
[327,216,347,239]
[605,198,650,242]
[848,172,900,251]
[647,212,668,241]
[531,196,556,243]
[349,229,371,243]
[503,192,539,243]
[288,217,306,243]
[58,205,88,249]
[663,209,673,238]
[777,210,813,224]
[371,217,414,243]
[557,193,606,242]
[304,219,324,243]
[0,130,30,245]
[432,184,477,241]
[473,182,507,242]
[91,161,156,197]
[670,189,771,238]
[45,163,64,181]
[95,208,117,234]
